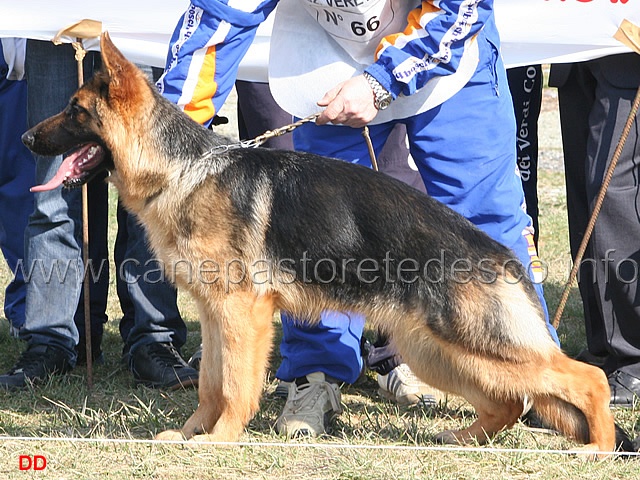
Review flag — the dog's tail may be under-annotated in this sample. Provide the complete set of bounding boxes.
[532,398,635,453]
[529,355,635,455]
[531,396,590,442]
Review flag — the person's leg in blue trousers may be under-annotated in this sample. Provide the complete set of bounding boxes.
[21,40,109,363]
[0,47,34,333]
[277,122,398,384]
[115,201,187,357]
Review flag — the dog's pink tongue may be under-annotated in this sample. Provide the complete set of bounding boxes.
[30,153,78,192]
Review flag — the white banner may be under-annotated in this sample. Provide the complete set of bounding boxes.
[0,0,638,73]
[0,0,185,68]
[495,0,640,67]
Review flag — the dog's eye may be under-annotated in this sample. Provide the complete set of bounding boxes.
[68,101,89,119]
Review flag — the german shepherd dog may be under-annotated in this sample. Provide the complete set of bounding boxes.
[22,33,629,456]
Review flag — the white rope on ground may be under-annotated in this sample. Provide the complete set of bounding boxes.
[1,435,638,457]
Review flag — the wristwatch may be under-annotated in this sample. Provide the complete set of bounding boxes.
[363,72,393,110]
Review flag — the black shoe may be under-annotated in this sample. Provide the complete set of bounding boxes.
[130,342,199,391]
[0,345,73,390]
[608,370,640,406]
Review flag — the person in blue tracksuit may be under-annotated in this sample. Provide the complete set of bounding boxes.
[158,0,559,437]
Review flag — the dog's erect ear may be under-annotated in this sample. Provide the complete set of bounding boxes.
[100,32,136,84]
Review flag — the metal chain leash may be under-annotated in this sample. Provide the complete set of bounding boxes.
[202,112,321,158]
[202,111,381,173]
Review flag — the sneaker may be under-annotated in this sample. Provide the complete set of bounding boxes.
[520,408,547,430]
[274,380,292,398]
[275,372,342,438]
[518,395,546,430]
[0,345,73,390]
[377,363,444,406]
[187,344,202,371]
[129,342,199,390]
[521,394,534,417]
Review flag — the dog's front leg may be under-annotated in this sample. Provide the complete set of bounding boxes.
[156,292,276,442]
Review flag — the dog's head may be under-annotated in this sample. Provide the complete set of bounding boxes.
[22,32,153,192]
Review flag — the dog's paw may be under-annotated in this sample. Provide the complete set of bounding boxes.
[190,434,218,443]
[155,429,186,441]
[574,444,614,462]
[434,430,463,445]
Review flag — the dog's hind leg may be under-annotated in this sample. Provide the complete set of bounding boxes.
[390,332,525,446]
[156,291,276,442]
[530,352,616,457]
[434,393,524,446]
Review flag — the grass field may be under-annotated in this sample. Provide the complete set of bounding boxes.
[0,86,638,479]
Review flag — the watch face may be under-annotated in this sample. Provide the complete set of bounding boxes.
[377,96,392,110]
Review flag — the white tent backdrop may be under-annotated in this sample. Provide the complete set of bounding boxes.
[0,1,638,75]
